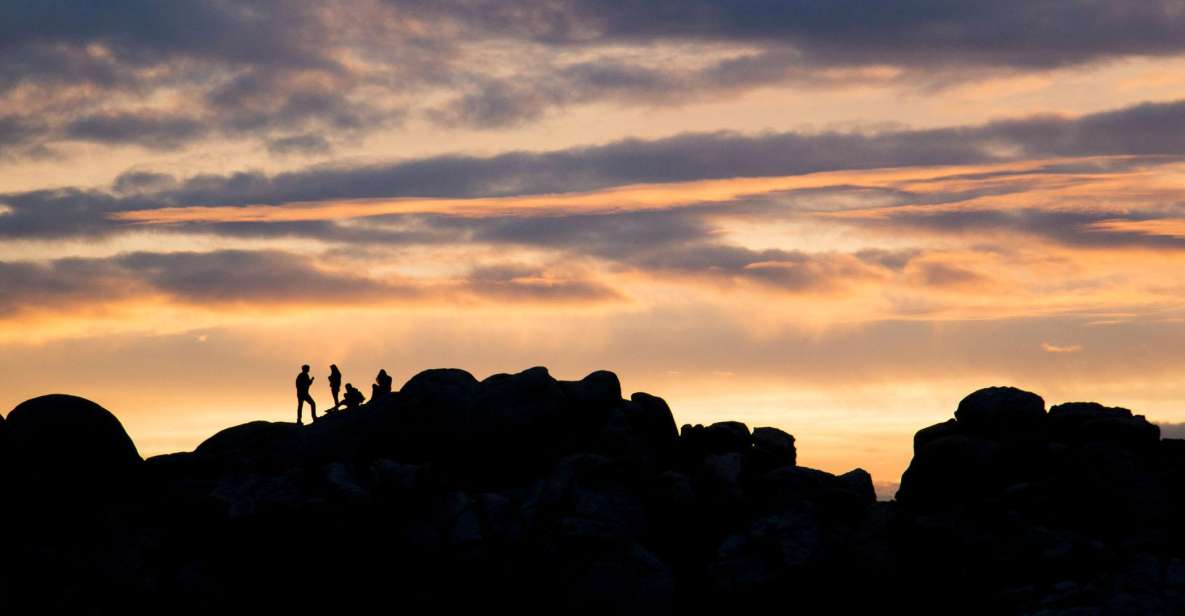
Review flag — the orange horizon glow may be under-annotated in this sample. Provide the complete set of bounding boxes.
[6,5,1185,499]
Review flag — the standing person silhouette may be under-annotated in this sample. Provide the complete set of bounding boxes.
[328,364,342,408]
[296,365,317,425]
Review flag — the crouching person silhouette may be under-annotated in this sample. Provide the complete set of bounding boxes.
[372,369,393,401]
[342,383,365,410]
[296,364,317,425]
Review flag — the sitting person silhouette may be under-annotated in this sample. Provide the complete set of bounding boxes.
[328,364,342,407]
[342,383,365,410]
[296,365,317,425]
[371,369,393,400]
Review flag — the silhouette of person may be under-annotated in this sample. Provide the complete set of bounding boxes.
[296,364,317,425]
[342,383,365,410]
[372,369,393,401]
[328,364,342,407]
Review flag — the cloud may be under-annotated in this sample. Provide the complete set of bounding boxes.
[3,2,1185,148]
[0,114,46,153]
[389,1,1185,71]
[0,249,630,320]
[114,250,406,304]
[267,134,332,156]
[0,250,413,317]
[462,264,622,302]
[5,98,1185,265]
[910,262,989,288]
[128,99,1185,206]
[845,207,1185,251]
[0,1,335,91]
[63,112,209,149]
[1042,342,1083,354]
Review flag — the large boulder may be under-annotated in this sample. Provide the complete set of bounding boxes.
[680,421,751,465]
[560,370,622,408]
[398,368,481,407]
[192,420,307,472]
[954,387,1046,439]
[896,434,1001,506]
[752,426,797,469]
[390,367,627,480]
[1048,402,1159,452]
[624,392,678,461]
[4,394,141,494]
[913,419,962,453]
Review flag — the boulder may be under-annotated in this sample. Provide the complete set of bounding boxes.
[1049,403,1159,451]
[838,468,877,506]
[756,466,874,520]
[700,453,746,505]
[705,421,752,452]
[913,419,962,453]
[4,394,141,494]
[954,387,1046,439]
[399,368,480,407]
[681,421,751,463]
[896,434,1002,506]
[708,510,823,598]
[752,426,796,468]
[560,370,622,407]
[628,392,679,457]
[193,420,306,472]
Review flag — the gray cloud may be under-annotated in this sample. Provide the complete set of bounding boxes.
[0,1,335,91]
[0,249,631,317]
[0,250,410,316]
[432,209,885,292]
[5,98,1185,251]
[462,264,621,302]
[115,250,404,304]
[383,0,1185,127]
[63,112,209,149]
[910,262,989,288]
[851,207,1185,251]
[3,1,1185,146]
[0,258,139,316]
[146,100,1185,205]
[267,134,332,156]
[390,1,1185,70]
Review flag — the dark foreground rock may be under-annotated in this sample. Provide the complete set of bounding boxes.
[1,373,1182,614]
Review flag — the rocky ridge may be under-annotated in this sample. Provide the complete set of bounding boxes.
[1,369,1182,614]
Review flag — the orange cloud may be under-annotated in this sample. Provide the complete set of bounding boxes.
[109,158,1116,225]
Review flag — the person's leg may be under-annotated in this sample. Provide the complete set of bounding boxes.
[308,394,318,422]
[296,396,304,425]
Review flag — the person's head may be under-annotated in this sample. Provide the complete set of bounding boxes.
[331,364,339,372]
[301,364,310,373]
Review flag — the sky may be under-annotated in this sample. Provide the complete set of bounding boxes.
[5,1,1185,496]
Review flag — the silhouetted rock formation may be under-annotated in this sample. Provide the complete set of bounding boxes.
[4,394,141,496]
[2,373,1184,614]
[897,386,1185,613]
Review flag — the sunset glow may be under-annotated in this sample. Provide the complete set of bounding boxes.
[6,2,1185,496]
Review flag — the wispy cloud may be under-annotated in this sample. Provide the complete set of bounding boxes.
[1042,341,1084,354]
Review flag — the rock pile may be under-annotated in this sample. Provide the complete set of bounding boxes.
[2,373,1183,614]
[897,386,1185,613]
